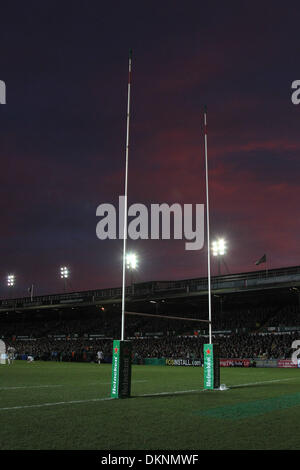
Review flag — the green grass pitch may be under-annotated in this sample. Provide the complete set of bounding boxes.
[0,361,300,450]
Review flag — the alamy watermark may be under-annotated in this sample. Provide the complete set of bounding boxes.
[291,80,300,105]
[96,196,204,250]
[291,339,300,365]
[0,80,6,104]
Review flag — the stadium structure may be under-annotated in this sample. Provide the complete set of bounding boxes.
[1,264,300,367]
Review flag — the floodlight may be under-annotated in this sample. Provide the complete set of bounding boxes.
[212,238,227,256]
[60,266,69,279]
[7,274,15,287]
[126,253,138,270]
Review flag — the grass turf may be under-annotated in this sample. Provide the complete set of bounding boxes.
[0,361,299,450]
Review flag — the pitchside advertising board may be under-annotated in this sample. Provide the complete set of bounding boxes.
[203,343,220,390]
[165,358,201,366]
[278,359,300,368]
[111,340,132,398]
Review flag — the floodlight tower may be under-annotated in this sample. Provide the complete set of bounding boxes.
[212,238,227,275]
[126,252,138,270]
[7,274,15,300]
[60,266,69,292]
[126,252,138,292]
[7,274,15,287]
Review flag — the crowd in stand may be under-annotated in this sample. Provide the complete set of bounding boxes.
[4,331,298,362]
[1,303,300,362]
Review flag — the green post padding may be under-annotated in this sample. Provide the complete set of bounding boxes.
[111,340,132,398]
[203,343,220,390]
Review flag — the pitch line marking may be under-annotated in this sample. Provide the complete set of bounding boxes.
[230,378,295,389]
[140,378,297,397]
[0,377,297,411]
[0,380,147,391]
[0,397,114,411]
[0,385,63,391]
[87,380,148,386]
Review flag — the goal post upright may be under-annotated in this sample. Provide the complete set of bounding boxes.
[204,105,212,345]
[111,49,133,399]
[203,106,220,390]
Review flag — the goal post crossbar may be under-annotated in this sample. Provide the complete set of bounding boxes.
[125,311,211,323]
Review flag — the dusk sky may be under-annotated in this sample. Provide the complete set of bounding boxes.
[0,1,299,297]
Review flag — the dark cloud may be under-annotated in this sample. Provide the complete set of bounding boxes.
[0,2,299,296]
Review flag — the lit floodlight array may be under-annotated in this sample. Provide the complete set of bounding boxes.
[60,266,69,279]
[7,274,15,287]
[212,238,227,257]
[126,253,138,270]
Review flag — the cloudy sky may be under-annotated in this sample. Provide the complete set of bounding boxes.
[0,1,299,296]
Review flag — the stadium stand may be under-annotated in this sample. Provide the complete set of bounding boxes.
[1,267,300,365]
[1,302,299,363]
